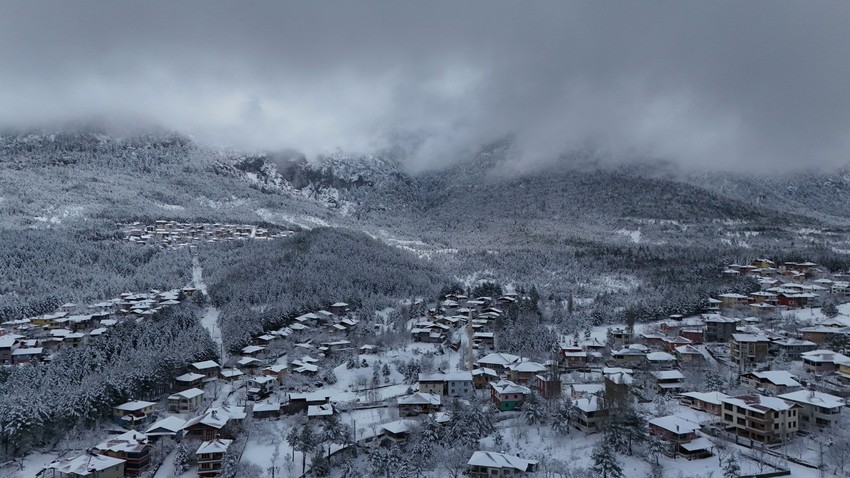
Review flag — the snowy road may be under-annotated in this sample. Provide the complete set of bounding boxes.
[192,255,225,359]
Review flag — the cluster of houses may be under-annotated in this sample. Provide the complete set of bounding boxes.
[410,293,516,348]
[122,220,293,249]
[0,289,193,366]
[715,259,850,312]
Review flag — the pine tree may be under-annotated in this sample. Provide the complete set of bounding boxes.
[722,454,741,478]
[592,441,624,478]
[551,398,573,435]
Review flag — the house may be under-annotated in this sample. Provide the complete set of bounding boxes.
[679,391,729,416]
[240,345,265,357]
[473,332,495,347]
[191,360,221,381]
[477,353,522,373]
[94,431,150,476]
[0,334,21,365]
[287,391,331,412]
[417,371,474,397]
[380,420,414,444]
[174,372,206,390]
[777,390,844,429]
[472,367,500,389]
[771,338,817,359]
[183,406,246,441]
[610,346,646,368]
[603,369,634,405]
[262,364,288,383]
[650,370,685,394]
[703,315,739,342]
[674,345,704,365]
[112,401,157,429]
[802,349,850,374]
[219,368,244,382]
[490,380,531,411]
[741,371,802,395]
[572,395,607,433]
[398,392,442,416]
[568,383,605,399]
[730,333,770,367]
[609,327,632,349]
[533,373,563,400]
[168,388,205,413]
[246,376,276,401]
[645,351,676,369]
[307,404,335,419]
[799,325,849,345]
[236,357,262,373]
[12,347,44,365]
[329,302,349,316]
[648,416,712,459]
[252,401,281,419]
[196,439,232,478]
[720,395,800,444]
[144,416,186,440]
[466,451,539,478]
[45,454,125,478]
[507,361,547,383]
[718,293,749,309]
[560,346,588,368]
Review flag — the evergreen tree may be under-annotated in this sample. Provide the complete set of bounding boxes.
[722,454,741,478]
[592,441,624,478]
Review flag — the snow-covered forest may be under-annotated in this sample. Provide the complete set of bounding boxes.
[199,227,447,351]
[0,305,216,455]
[0,228,191,321]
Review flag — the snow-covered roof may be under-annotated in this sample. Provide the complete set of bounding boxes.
[220,368,244,378]
[253,401,281,413]
[650,370,684,381]
[680,391,729,405]
[778,390,844,409]
[308,404,334,417]
[183,406,246,430]
[241,345,265,354]
[48,454,125,476]
[570,384,605,395]
[169,388,205,400]
[95,431,148,453]
[419,371,473,382]
[398,392,441,406]
[574,396,602,413]
[731,333,769,342]
[381,419,414,435]
[12,347,43,356]
[720,395,796,413]
[192,360,221,370]
[747,371,800,387]
[649,415,700,434]
[264,364,288,373]
[237,356,260,366]
[681,437,714,452]
[145,416,186,435]
[508,361,547,373]
[477,352,522,367]
[490,380,531,395]
[646,352,675,362]
[196,439,233,455]
[175,372,206,382]
[114,400,156,412]
[467,451,537,472]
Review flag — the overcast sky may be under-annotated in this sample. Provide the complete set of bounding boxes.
[1,1,848,172]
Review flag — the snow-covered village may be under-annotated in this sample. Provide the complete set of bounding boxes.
[5,2,850,478]
[3,251,850,478]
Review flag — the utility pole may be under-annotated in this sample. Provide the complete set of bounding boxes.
[466,309,475,371]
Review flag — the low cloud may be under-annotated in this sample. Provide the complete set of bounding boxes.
[2,1,849,172]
